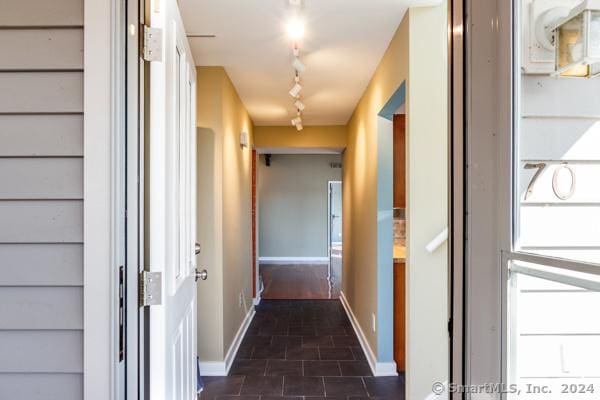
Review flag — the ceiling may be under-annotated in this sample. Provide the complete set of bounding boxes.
[179,0,438,126]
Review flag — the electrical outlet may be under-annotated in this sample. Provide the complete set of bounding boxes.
[371,313,376,333]
[238,292,243,308]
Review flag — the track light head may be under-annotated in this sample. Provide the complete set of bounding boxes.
[291,116,302,126]
[296,122,304,131]
[289,82,302,98]
[294,99,305,111]
[291,57,306,73]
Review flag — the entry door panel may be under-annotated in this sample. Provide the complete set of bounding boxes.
[148,0,197,398]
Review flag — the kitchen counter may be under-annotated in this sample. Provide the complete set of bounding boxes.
[394,244,406,262]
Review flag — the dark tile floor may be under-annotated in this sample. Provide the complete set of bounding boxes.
[199,300,405,400]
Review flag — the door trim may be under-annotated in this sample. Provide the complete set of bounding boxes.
[126,0,144,398]
[83,0,127,399]
[461,0,512,392]
[449,0,465,395]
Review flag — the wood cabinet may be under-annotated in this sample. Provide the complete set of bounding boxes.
[393,113,406,373]
[393,114,406,209]
[394,262,406,372]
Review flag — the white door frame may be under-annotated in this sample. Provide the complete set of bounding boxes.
[83,0,128,399]
[84,1,468,398]
[125,0,145,398]
[461,0,512,392]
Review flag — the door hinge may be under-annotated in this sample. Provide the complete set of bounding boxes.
[143,26,163,62]
[139,271,162,307]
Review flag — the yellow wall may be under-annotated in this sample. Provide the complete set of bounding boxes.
[196,66,254,363]
[196,67,224,361]
[343,5,448,397]
[221,68,255,354]
[254,125,346,151]
[343,14,409,358]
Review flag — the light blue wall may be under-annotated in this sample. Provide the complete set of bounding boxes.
[379,81,406,121]
[376,116,395,362]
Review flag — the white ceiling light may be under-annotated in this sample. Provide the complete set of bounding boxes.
[286,17,305,40]
[294,99,305,111]
[291,116,302,126]
[291,57,306,73]
[289,82,302,97]
[296,122,304,131]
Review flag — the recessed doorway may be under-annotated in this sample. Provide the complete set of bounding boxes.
[257,153,343,300]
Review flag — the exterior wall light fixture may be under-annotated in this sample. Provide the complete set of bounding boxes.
[523,0,600,77]
[552,0,600,77]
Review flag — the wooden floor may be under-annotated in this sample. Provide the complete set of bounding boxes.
[260,262,342,300]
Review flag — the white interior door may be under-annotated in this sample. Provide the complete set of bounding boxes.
[328,181,342,291]
[329,181,343,245]
[148,0,197,398]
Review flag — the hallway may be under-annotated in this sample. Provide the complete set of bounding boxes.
[200,300,404,399]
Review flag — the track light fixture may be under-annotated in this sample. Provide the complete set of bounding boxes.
[289,74,302,97]
[289,83,302,98]
[286,2,307,129]
[291,57,306,73]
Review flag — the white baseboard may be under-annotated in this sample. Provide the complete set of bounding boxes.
[199,306,256,376]
[375,361,400,376]
[253,295,262,306]
[259,257,329,265]
[339,291,398,377]
[223,306,255,371]
[198,361,227,377]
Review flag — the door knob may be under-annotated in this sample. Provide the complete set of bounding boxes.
[195,243,201,255]
[195,268,208,282]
